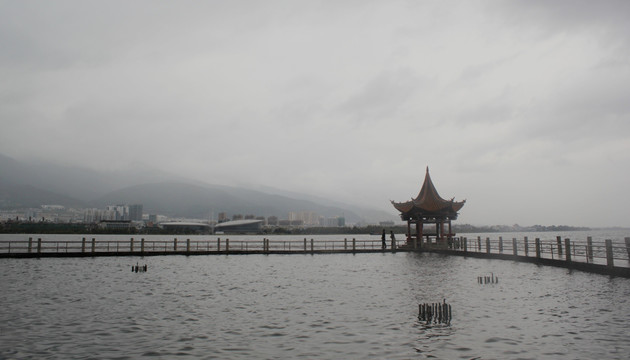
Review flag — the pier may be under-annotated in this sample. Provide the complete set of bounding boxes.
[0,236,404,257]
[426,235,630,278]
[1,235,630,277]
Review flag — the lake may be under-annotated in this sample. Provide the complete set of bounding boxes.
[1,246,629,359]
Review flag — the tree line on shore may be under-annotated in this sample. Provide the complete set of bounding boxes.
[0,222,590,235]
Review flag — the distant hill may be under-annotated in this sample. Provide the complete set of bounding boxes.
[0,153,189,201]
[0,177,86,209]
[0,154,396,223]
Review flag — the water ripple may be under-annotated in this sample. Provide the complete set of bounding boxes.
[1,253,630,359]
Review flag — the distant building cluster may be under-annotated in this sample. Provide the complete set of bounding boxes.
[84,204,143,222]
[217,211,345,228]
[1,203,350,234]
[289,211,320,225]
[0,205,84,223]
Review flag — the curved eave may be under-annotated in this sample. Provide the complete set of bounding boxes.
[391,200,414,213]
[452,200,465,212]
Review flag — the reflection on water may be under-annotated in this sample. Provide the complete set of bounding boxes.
[1,252,629,359]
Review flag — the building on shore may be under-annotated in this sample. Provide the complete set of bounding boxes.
[214,219,263,234]
[160,222,212,234]
[99,220,132,231]
[319,216,346,227]
[128,204,143,221]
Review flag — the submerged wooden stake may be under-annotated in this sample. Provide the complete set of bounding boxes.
[418,299,452,324]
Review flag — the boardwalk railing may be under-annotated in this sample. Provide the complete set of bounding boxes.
[0,236,406,257]
[435,235,630,270]
[3,235,630,277]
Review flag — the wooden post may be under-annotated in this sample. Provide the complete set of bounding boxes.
[477,236,481,252]
[556,236,563,256]
[498,237,503,253]
[448,220,452,241]
[524,236,529,256]
[217,238,221,252]
[311,238,314,253]
[391,236,395,253]
[486,237,490,254]
[535,238,541,258]
[352,238,356,252]
[141,238,145,253]
[130,237,134,252]
[226,239,229,254]
[186,238,190,253]
[174,238,177,251]
[304,238,307,252]
[565,238,571,262]
[344,238,347,250]
[463,237,467,252]
[605,239,614,268]
[512,238,518,256]
[28,237,33,253]
[587,236,593,259]
[37,238,42,254]
[91,238,95,253]
[625,237,630,260]
[418,219,423,249]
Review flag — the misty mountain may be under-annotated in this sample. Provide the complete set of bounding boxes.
[0,177,86,209]
[0,153,188,201]
[0,154,396,223]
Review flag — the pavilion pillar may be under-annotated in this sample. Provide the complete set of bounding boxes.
[418,219,423,248]
[448,220,453,248]
[407,220,411,243]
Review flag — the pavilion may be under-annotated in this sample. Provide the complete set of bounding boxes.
[391,167,465,247]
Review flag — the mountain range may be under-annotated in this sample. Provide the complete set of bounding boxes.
[0,154,396,224]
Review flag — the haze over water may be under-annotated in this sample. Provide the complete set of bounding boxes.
[2,247,629,359]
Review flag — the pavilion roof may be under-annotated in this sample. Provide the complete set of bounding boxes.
[391,167,465,218]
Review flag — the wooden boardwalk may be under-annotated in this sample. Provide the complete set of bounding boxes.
[2,235,629,277]
[431,236,630,278]
[0,237,406,258]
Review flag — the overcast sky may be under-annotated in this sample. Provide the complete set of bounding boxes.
[1,1,629,227]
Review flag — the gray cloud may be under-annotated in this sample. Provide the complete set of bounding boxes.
[1,1,629,227]
[336,68,427,123]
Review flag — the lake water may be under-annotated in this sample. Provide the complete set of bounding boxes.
[2,249,630,359]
